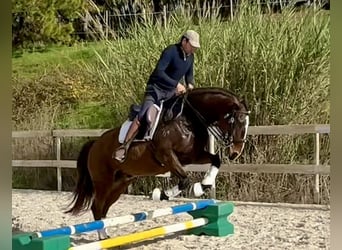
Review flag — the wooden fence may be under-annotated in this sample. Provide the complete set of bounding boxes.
[12,124,330,202]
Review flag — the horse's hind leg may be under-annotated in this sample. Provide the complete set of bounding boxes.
[90,181,110,239]
[93,172,135,240]
[153,150,189,200]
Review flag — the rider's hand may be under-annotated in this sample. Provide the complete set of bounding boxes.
[187,83,194,91]
[176,83,186,95]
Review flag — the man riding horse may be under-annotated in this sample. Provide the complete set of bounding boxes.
[114,30,200,163]
[66,30,250,240]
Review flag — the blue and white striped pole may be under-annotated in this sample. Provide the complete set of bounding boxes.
[33,199,216,238]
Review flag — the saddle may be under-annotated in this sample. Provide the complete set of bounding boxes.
[118,96,185,143]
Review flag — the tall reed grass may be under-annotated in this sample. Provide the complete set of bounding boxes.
[85,5,329,126]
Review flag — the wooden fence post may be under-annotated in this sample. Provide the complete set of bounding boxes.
[55,136,62,192]
[314,132,320,204]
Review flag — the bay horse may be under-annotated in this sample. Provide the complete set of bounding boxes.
[66,87,250,239]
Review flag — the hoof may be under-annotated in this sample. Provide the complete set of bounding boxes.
[99,235,110,240]
[164,185,181,199]
[152,188,169,201]
[193,182,205,197]
[160,190,170,200]
[152,188,161,201]
[97,229,110,240]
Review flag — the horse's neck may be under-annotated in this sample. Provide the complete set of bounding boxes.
[182,105,210,136]
[190,92,237,118]
[186,98,220,124]
[173,114,208,141]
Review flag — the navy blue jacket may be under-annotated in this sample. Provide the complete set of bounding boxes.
[147,44,194,91]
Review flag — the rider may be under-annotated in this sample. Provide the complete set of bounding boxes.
[113,30,200,163]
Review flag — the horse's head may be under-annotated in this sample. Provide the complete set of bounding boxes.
[216,99,250,160]
[186,88,250,161]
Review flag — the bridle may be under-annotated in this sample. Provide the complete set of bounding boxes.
[184,97,250,147]
[220,110,250,147]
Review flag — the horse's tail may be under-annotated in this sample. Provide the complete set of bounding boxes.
[65,140,95,215]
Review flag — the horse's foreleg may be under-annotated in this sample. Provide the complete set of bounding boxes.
[201,152,221,187]
[191,151,221,196]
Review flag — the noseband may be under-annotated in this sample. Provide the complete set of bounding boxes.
[221,110,250,147]
[184,97,250,147]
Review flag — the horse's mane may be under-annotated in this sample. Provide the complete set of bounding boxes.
[190,87,248,110]
[191,87,238,99]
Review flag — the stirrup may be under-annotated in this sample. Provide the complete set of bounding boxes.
[113,145,127,163]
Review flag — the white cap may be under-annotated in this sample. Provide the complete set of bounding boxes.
[183,30,200,48]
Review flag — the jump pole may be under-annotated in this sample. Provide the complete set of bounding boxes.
[33,199,216,238]
[12,201,234,250]
[69,202,234,250]
[68,218,209,250]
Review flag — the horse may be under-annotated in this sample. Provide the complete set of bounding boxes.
[66,87,250,239]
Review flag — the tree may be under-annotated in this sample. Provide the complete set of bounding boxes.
[12,0,86,48]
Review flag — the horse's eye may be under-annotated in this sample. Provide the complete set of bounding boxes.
[238,114,245,123]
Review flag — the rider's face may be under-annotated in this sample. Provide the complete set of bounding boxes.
[182,39,198,55]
